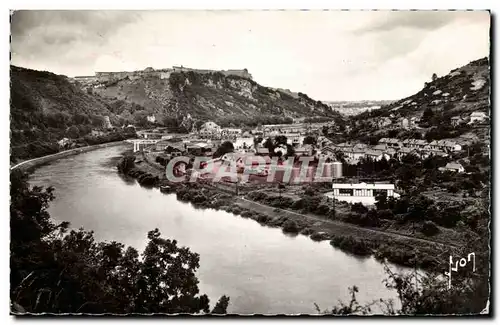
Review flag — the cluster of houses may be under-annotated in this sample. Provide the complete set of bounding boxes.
[366,110,488,131]
[364,115,420,130]
[319,136,464,165]
[451,111,488,126]
[196,121,332,140]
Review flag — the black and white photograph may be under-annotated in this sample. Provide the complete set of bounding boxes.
[8,7,492,316]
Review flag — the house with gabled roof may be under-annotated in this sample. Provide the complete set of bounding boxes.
[365,149,390,161]
[439,162,465,173]
[469,111,488,124]
[396,147,420,160]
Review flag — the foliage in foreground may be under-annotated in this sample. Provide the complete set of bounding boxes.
[10,170,228,314]
[319,260,489,315]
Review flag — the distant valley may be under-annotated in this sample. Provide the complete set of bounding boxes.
[324,100,394,116]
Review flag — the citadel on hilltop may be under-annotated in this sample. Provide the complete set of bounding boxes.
[73,66,252,83]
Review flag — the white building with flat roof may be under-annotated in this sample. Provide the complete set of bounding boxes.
[326,182,399,206]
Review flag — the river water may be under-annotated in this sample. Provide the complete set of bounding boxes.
[28,144,403,314]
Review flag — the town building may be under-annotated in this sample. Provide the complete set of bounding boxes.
[401,118,409,129]
[321,145,337,157]
[378,138,403,149]
[396,147,420,160]
[286,133,304,147]
[429,140,462,152]
[377,117,392,128]
[365,149,390,161]
[328,182,399,206]
[295,145,314,157]
[439,162,465,173]
[234,137,254,150]
[410,116,420,128]
[221,128,242,138]
[469,111,488,124]
[199,121,222,137]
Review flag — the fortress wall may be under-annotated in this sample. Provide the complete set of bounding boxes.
[93,67,252,82]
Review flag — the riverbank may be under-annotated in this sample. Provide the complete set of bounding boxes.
[117,154,457,273]
[10,141,129,172]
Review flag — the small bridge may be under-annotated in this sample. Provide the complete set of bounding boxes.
[125,139,161,152]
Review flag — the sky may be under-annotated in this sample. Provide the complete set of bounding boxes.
[10,10,490,101]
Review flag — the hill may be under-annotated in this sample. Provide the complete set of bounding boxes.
[364,57,489,120]
[87,70,345,129]
[345,57,490,145]
[10,66,135,162]
[10,65,345,161]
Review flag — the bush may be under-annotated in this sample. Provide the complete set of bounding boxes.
[315,204,330,216]
[291,199,305,210]
[327,208,336,220]
[377,209,395,220]
[282,219,299,233]
[304,186,317,196]
[257,214,269,223]
[330,235,373,256]
[241,211,254,219]
[300,228,315,236]
[247,191,269,202]
[421,221,440,236]
[351,202,368,214]
[310,232,330,242]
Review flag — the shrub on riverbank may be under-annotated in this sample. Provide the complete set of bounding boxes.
[421,221,440,236]
[117,156,159,187]
[282,219,299,233]
[330,235,373,257]
[310,232,330,242]
[300,228,315,236]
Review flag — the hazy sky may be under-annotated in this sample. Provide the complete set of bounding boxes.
[11,10,490,101]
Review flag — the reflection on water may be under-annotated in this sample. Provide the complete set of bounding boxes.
[28,144,403,314]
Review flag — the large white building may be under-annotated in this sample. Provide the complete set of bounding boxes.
[327,182,399,206]
[199,121,221,136]
[221,128,242,137]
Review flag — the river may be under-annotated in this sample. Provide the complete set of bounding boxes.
[28,144,404,314]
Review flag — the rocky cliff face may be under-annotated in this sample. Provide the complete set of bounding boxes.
[347,57,490,145]
[360,57,490,121]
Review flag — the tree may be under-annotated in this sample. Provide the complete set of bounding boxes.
[10,171,229,314]
[213,141,234,158]
[303,135,317,146]
[421,221,439,236]
[375,191,388,210]
[263,137,275,154]
[421,107,435,124]
[432,73,437,81]
[117,155,136,174]
[274,135,287,146]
